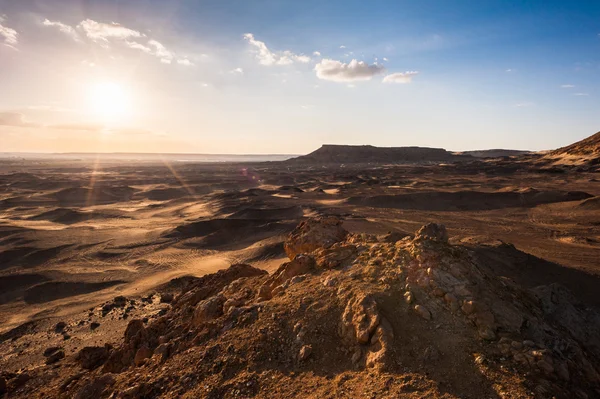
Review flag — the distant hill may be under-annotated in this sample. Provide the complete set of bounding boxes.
[456,149,532,158]
[287,144,468,164]
[543,131,600,166]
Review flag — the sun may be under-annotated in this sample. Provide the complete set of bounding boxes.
[88,81,131,122]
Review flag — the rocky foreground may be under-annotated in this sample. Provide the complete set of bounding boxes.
[2,217,600,398]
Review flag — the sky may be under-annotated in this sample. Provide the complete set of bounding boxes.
[0,0,599,154]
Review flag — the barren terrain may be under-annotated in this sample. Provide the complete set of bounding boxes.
[0,145,599,398]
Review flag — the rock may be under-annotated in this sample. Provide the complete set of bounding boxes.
[77,346,110,370]
[90,322,100,331]
[160,293,174,303]
[314,244,357,269]
[414,223,448,243]
[154,343,171,362]
[341,294,381,345]
[365,318,394,371]
[54,321,67,333]
[351,348,362,364]
[45,350,65,365]
[113,296,128,307]
[537,359,555,375]
[43,346,62,357]
[0,376,6,395]
[124,319,145,342]
[382,231,408,243]
[134,346,153,366]
[404,291,414,304]
[192,295,226,327]
[284,216,348,259]
[11,373,30,390]
[258,255,316,300]
[298,345,312,361]
[414,305,431,320]
[461,300,476,315]
[75,374,116,399]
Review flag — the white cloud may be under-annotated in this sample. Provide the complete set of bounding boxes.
[43,19,79,41]
[230,67,244,74]
[339,45,346,49]
[77,19,143,43]
[313,51,321,56]
[573,92,589,96]
[79,20,142,43]
[243,33,310,66]
[314,59,385,82]
[382,71,419,84]
[125,40,152,53]
[160,58,172,64]
[0,21,18,47]
[148,39,173,62]
[383,57,389,61]
[514,102,535,107]
[506,68,515,72]
[560,84,575,88]
[177,58,194,66]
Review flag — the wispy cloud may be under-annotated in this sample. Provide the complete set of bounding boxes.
[148,39,173,63]
[0,112,39,127]
[573,92,589,96]
[243,33,310,66]
[177,58,194,66]
[230,67,244,74]
[0,20,18,48]
[314,59,385,82]
[313,51,321,56]
[57,19,179,64]
[382,71,419,84]
[42,19,80,41]
[77,19,143,44]
[514,102,535,107]
[560,84,575,88]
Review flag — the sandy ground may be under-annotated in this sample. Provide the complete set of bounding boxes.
[0,157,599,375]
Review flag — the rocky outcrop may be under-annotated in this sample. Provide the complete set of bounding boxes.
[283,216,348,260]
[11,218,600,399]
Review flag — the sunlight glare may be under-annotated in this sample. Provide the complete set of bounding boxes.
[88,81,131,122]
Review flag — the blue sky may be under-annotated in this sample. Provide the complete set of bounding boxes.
[0,0,598,153]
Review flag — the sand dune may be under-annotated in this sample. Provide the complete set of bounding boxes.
[23,281,126,304]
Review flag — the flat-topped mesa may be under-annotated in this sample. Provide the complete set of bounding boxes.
[287,144,469,164]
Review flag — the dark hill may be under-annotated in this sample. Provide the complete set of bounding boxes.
[288,144,468,164]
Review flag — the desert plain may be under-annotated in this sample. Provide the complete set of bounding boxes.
[0,137,599,398]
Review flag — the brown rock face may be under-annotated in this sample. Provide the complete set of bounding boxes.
[192,295,226,327]
[134,346,153,366]
[77,346,110,370]
[258,255,316,300]
[284,216,348,260]
[414,223,448,243]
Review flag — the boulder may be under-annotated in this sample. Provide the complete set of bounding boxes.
[192,295,226,327]
[77,346,110,370]
[284,216,348,259]
[414,223,448,243]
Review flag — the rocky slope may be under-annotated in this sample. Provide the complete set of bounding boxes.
[543,131,600,168]
[288,145,467,164]
[2,217,600,398]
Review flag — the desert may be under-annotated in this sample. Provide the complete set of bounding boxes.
[0,133,599,398]
[2,2,600,396]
